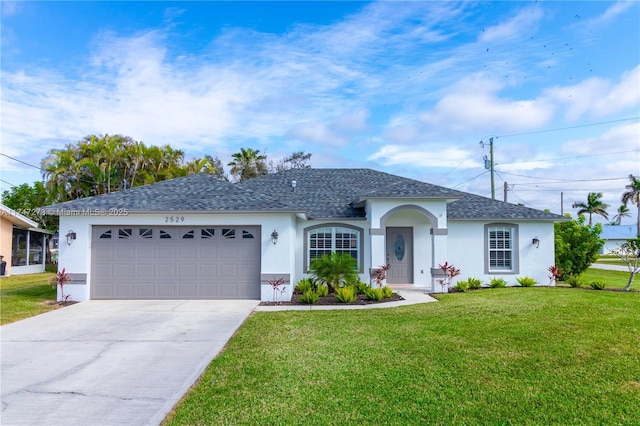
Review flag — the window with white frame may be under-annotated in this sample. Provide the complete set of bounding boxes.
[485,224,518,273]
[306,225,362,271]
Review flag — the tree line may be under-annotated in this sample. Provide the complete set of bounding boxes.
[571,174,640,234]
[2,133,311,230]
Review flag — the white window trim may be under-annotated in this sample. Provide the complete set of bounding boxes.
[304,224,363,273]
[484,223,519,274]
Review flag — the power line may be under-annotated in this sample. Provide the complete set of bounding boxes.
[450,170,489,189]
[0,179,17,188]
[495,170,629,184]
[498,149,639,166]
[0,152,42,170]
[496,116,640,139]
[433,144,482,184]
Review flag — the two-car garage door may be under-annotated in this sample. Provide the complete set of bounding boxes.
[91,225,261,299]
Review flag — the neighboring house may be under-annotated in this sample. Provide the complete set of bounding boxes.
[41,169,567,301]
[600,224,638,254]
[0,204,52,276]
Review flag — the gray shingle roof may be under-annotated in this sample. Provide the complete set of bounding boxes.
[41,168,566,221]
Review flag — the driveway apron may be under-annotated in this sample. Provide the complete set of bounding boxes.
[1,300,259,426]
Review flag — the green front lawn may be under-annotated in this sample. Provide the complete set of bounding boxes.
[164,288,640,425]
[0,273,57,325]
[579,268,638,290]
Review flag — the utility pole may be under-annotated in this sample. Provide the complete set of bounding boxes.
[561,192,564,215]
[481,137,496,199]
[504,181,508,202]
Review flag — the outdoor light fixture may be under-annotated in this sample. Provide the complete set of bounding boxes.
[532,237,540,248]
[271,230,279,245]
[66,230,77,245]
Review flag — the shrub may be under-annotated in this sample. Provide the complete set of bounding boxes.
[309,252,358,291]
[346,278,369,295]
[365,287,384,301]
[296,278,314,294]
[554,215,604,279]
[565,275,584,288]
[490,277,508,288]
[299,290,319,304]
[335,286,358,303]
[452,280,469,292]
[590,281,606,290]
[315,285,329,297]
[381,286,394,298]
[467,277,483,290]
[516,276,537,287]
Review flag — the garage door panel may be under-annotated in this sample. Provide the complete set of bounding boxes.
[136,247,156,260]
[114,246,135,260]
[158,263,177,279]
[136,264,156,279]
[135,283,155,298]
[178,263,197,279]
[92,226,260,300]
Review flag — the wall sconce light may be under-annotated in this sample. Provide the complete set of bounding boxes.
[66,230,77,245]
[271,230,279,245]
[532,237,540,248]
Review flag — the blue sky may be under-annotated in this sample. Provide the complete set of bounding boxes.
[1,1,639,224]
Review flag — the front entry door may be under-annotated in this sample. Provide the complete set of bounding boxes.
[386,227,413,284]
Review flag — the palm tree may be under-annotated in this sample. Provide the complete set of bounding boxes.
[621,174,640,237]
[228,148,267,182]
[612,204,631,225]
[572,192,609,225]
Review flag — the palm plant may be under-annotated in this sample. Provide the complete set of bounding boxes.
[621,174,640,237]
[228,148,267,182]
[612,204,631,225]
[572,192,609,225]
[309,252,358,292]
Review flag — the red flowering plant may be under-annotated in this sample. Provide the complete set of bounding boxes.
[547,265,562,285]
[374,264,390,289]
[268,276,287,304]
[50,267,73,303]
[436,262,461,292]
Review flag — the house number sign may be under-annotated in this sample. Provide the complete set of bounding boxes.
[164,216,185,223]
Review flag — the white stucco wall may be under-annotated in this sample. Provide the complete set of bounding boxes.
[447,220,555,288]
[57,212,296,302]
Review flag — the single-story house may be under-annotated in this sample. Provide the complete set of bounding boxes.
[0,204,52,276]
[600,224,639,254]
[41,168,567,301]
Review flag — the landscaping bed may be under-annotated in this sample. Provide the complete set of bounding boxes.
[260,290,404,306]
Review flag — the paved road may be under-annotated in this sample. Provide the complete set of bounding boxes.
[590,263,632,272]
[1,300,259,426]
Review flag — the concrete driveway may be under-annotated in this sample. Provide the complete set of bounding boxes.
[1,300,259,426]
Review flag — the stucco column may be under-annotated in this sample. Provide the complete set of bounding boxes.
[430,229,448,292]
[369,231,386,283]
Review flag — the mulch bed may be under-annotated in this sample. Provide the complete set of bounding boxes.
[259,292,404,306]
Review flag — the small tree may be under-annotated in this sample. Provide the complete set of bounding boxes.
[309,252,358,292]
[554,214,604,279]
[610,238,640,291]
[50,267,72,302]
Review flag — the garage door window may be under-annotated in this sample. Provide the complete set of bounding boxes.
[201,228,215,238]
[119,229,132,239]
[100,230,112,239]
[140,228,153,239]
[183,230,195,239]
[160,230,172,239]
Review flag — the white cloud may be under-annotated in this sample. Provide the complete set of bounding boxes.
[561,122,640,155]
[544,65,640,120]
[419,73,554,135]
[479,6,544,43]
[368,144,479,169]
[580,1,636,29]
